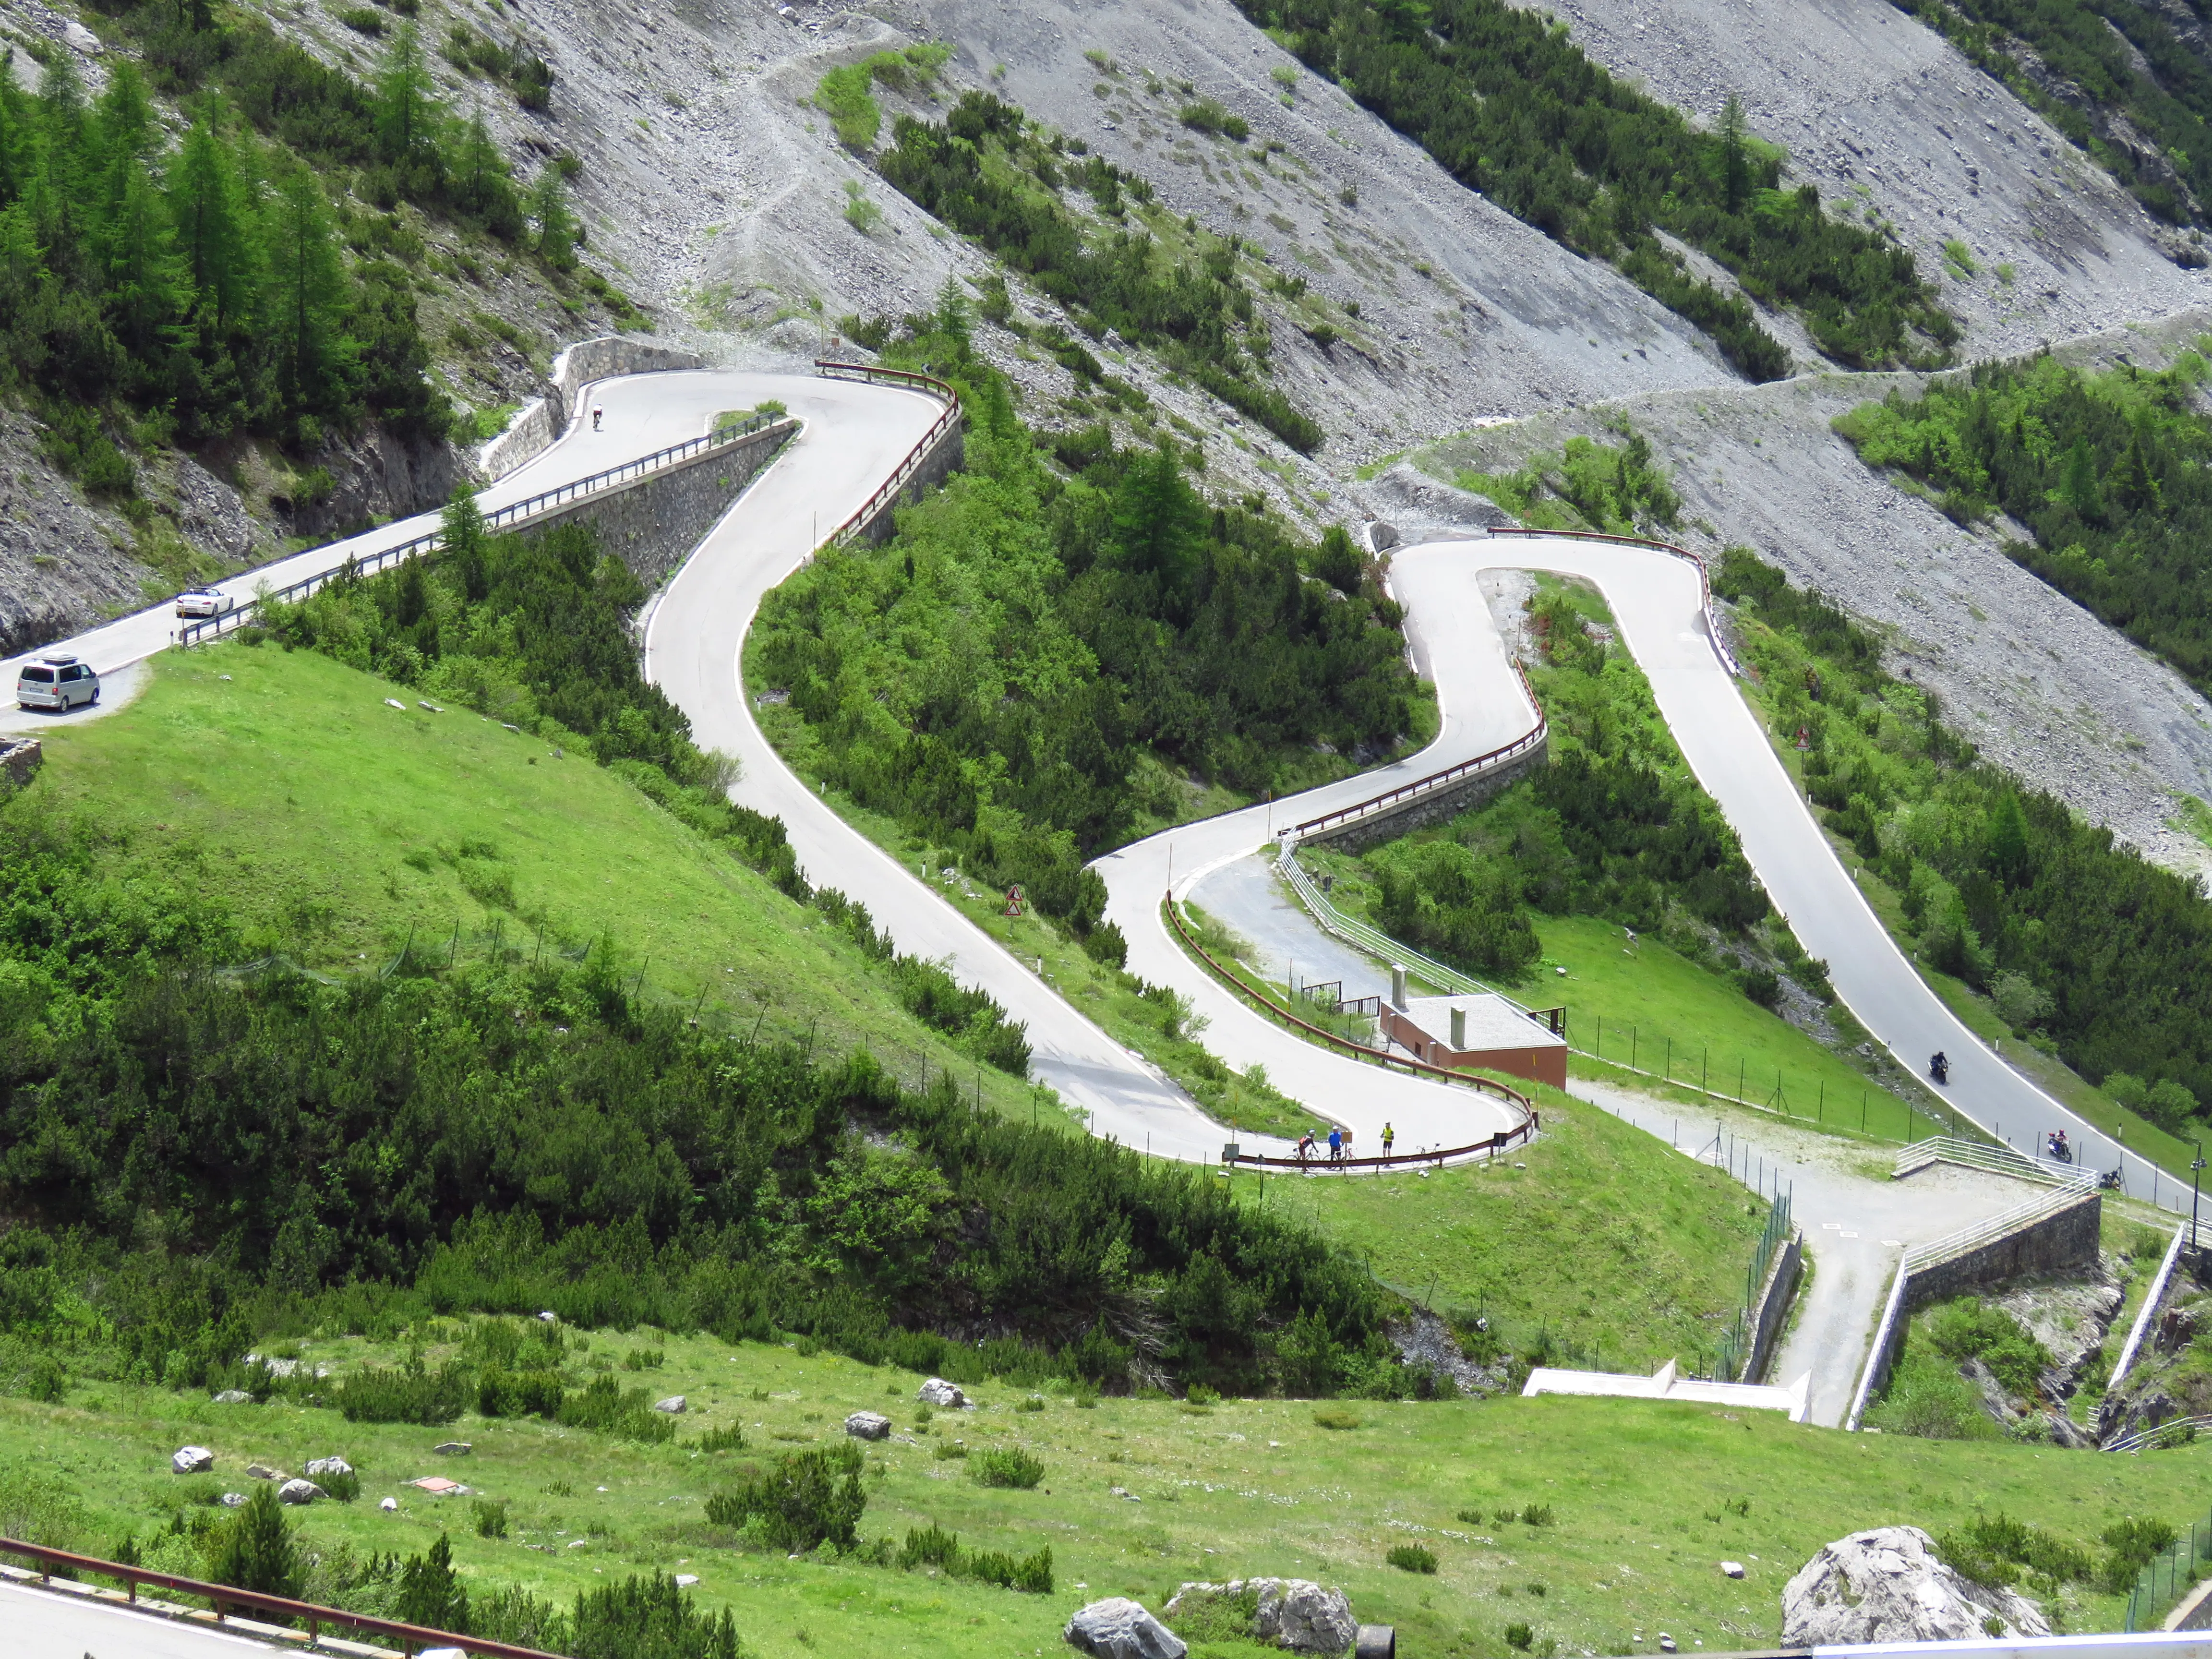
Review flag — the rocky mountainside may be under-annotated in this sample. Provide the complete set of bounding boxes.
[10,0,2212,864]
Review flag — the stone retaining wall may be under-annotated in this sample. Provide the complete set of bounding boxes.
[1746,1230,1804,1385]
[1906,1191,2102,1307]
[847,418,965,543]
[1299,739,1547,853]
[525,420,794,588]
[479,337,710,481]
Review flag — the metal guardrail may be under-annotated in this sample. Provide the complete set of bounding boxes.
[180,409,793,647]
[2107,1413,2212,1457]
[2108,1220,2194,1402]
[1161,894,1540,1164]
[1290,660,1545,842]
[1485,523,1743,678]
[811,361,962,547]
[1895,1134,2095,1191]
[0,1536,562,1658]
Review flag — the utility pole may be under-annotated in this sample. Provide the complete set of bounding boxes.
[2193,1141,2206,1265]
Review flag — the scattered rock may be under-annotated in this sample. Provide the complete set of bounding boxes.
[61,19,101,54]
[210,1389,252,1404]
[675,1573,700,1588]
[246,1464,284,1481]
[538,1311,559,1323]
[1166,1579,1357,1656]
[1354,1626,1395,1659]
[918,1377,967,1407]
[380,1497,399,1512]
[1658,1639,1677,1655]
[220,1492,247,1508]
[654,1396,687,1414]
[172,1446,215,1474]
[1782,1526,2050,1646]
[305,1456,354,1479]
[278,1479,326,1505]
[1065,1597,1188,1659]
[844,1411,892,1440]
[433,1442,472,1455]
[1720,1562,1745,1579]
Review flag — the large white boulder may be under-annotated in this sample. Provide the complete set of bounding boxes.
[654,1396,686,1414]
[1782,1527,2050,1646]
[277,1479,326,1505]
[1065,1599,1187,1659]
[305,1456,353,1479]
[918,1377,966,1407]
[172,1446,215,1474]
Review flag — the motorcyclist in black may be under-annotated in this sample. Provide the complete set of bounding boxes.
[1930,1051,1949,1083]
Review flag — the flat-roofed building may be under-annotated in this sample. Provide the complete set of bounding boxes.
[1379,991,1567,1090]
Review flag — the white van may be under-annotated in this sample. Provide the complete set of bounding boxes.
[15,656,99,712]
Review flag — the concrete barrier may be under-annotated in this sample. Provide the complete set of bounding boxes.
[1745,1229,1805,1385]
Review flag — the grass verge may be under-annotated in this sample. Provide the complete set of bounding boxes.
[18,640,1043,1120]
[9,1321,2207,1658]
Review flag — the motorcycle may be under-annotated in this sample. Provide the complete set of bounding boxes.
[2047,1134,2073,1164]
[2099,1168,2124,1191]
[1929,1052,1949,1085]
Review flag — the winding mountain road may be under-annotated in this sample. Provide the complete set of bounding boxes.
[9,362,2180,1206]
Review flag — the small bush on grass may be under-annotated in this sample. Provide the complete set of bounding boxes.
[697,1425,748,1453]
[895,1524,1052,1592]
[970,1448,1045,1490]
[335,1360,470,1425]
[1928,1298,2051,1396]
[704,1443,866,1553]
[478,1369,565,1419]
[1165,1584,1262,1643]
[320,1466,361,1503]
[557,1373,678,1443]
[1385,1543,1438,1573]
[932,1440,968,1460]
[1520,1503,1555,1527]
[1311,1408,1360,1430]
[1503,1622,1534,1651]
[473,1499,510,1539]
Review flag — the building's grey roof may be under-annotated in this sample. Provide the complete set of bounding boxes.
[1399,992,1565,1050]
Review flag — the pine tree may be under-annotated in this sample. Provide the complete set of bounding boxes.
[1718,93,1750,214]
[2057,436,2104,522]
[529,169,577,269]
[442,484,491,601]
[453,107,505,219]
[2115,425,2162,514]
[264,160,355,417]
[206,1483,301,1599]
[1108,444,1208,620]
[1986,791,2030,888]
[395,1533,470,1632]
[168,102,261,332]
[374,25,443,176]
[105,160,187,357]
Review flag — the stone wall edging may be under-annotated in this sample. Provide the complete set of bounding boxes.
[479,337,710,481]
[1298,738,1548,853]
[1745,1230,1804,1385]
[521,419,793,589]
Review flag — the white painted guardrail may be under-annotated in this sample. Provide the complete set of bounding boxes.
[1896,1135,2095,1191]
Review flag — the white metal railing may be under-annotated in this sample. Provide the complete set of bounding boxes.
[1904,1184,2097,1272]
[2107,1220,2203,1403]
[180,410,795,646]
[2106,1413,2212,1456]
[1896,1134,2095,1191]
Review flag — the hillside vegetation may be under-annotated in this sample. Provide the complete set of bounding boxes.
[1887,0,2212,226]
[1233,0,1956,375]
[752,297,1423,961]
[2,1332,2209,1657]
[1717,545,2212,1166]
[1837,346,2212,694]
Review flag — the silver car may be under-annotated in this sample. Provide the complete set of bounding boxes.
[15,656,99,712]
[175,587,236,620]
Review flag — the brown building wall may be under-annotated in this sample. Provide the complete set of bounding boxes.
[1380,1007,1568,1090]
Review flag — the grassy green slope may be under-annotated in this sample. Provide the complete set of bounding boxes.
[26,640,1038,1117]
[10,1325,2203,1658]
[1259,1093,1767,1373]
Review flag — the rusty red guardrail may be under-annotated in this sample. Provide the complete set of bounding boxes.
[812,361,962,547]
[0,1535,565,1658]
[1290,659,1546,841]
